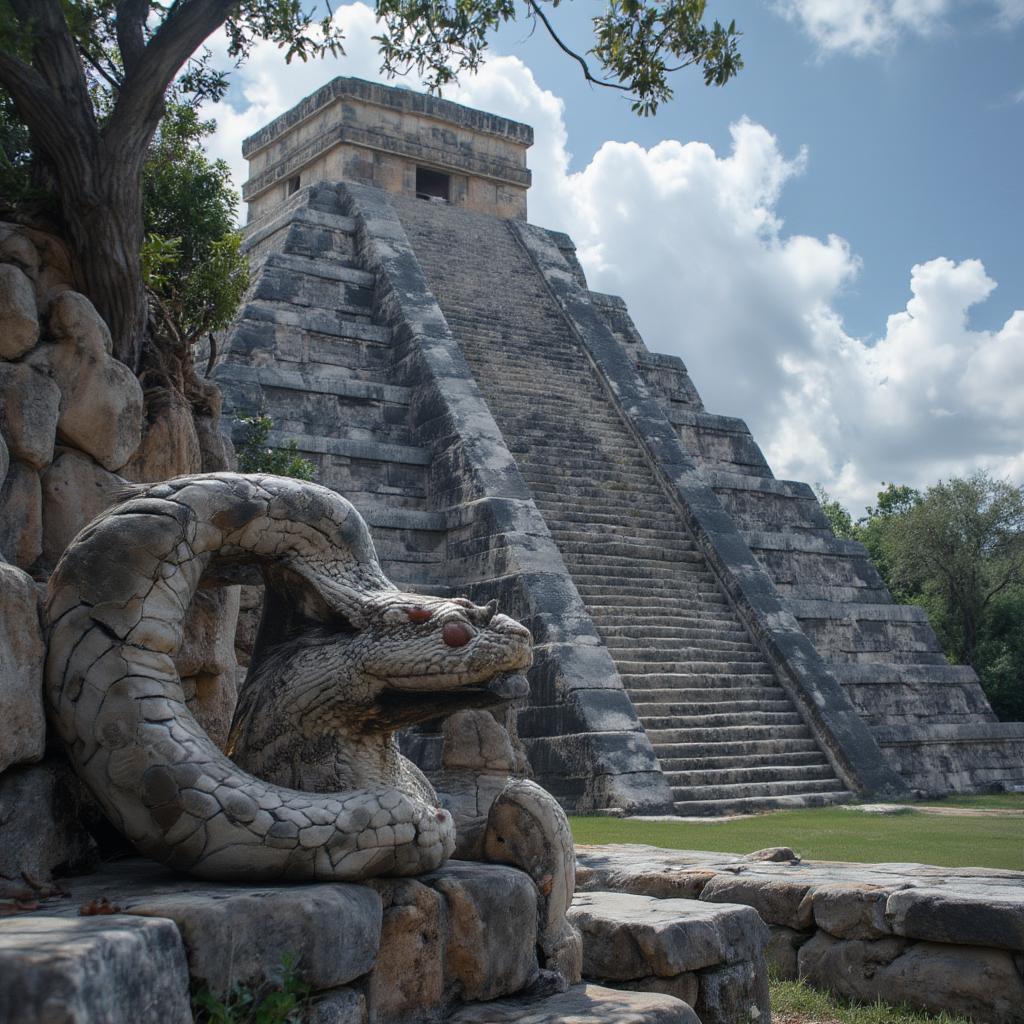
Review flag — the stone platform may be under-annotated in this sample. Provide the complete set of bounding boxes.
[577,844,1024,1024]
[1,858,749,1023]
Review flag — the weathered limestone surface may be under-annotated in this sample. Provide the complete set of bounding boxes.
[308,988,367,1024]
[0,758,98,880]
[0,457,41,568]
[568,891,769,1024]
[0,261,39,358]
[122,393,203,482]
[0,914,192,1024]
[448,983,700,1023]
[0,360,60,469]
[799,932,1024,1024]
[0,560,45,772]
[28,291,144,471]
[576,844,1024,1023]
[39,448,125,568]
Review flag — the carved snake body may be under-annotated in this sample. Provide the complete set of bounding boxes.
[44,473,533,882]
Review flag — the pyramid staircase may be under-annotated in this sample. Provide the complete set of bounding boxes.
[391,195,851,815]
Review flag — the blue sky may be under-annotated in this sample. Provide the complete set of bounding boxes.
[203,2,1023,513]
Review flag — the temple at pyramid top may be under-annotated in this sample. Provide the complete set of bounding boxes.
[241,76,533,222]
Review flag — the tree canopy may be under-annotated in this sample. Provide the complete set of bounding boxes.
[824,473,1024,722]
[0,1,741,372]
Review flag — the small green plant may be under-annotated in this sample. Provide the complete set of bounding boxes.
[191,954,313,1024]
[236,415,317,482]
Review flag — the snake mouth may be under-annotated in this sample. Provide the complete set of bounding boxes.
[485,671,530,700]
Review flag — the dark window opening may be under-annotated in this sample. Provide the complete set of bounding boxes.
[286,175,301,196]
[416,167,450,202]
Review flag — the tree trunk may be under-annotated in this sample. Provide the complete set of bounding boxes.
[51,146,149,371]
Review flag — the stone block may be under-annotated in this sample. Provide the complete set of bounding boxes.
[811,882,891,940]
[569,891,768,980]
[441,709,516,772]
[40,448,126,568]
[700,873,814,929]
[0,758,99,880]
[886,887,1024,952]
[0,430,7,488]
[798,931,1024,1024]
[0,361,60,468]
[29,291,144,470]
[0,458,41,568]
[764,925,808,980]
[428,860,539,1002]
[121,878,382,997]
[447,983,700,1023]
[617,973,699,1006]
[0,262,39,358]
[0,560,45,772]
[695,960,769,1024]
[365,877,445,1022]
[0,915,192,1024]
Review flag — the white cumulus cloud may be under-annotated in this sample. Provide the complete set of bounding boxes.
[201,3,1022,514]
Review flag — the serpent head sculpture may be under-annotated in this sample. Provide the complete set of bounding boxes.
[43,473,532,882]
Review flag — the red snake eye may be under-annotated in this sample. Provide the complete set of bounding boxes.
[407,607,432,624]
[443,621,475,647]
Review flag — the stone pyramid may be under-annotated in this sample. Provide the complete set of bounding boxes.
[214,77,1024,815]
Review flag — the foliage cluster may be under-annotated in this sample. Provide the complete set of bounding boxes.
[192,953,312,1024]
[235,415,317,482]
[817,473,1024,721]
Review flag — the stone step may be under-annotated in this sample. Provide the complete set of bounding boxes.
[602,625,749,643]
[670,776,846,802]
[672,790,854,816]
[548,525,695,543]
[605,638,759,656]
[620,672,780,688]
[632,699,795,718]
[640,710,804,731]
[558,547,707,567]
[626,686,785,703]
[572,579,726,596]
[647,724,813,745]
[662,763,838,788]
[651,737,823,759]
[658,749,831,772]
[613,660,771,676]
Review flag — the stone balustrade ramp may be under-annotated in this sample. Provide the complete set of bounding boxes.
[576,843,1024,1024]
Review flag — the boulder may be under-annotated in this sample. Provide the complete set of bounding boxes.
[569,891,768,982]
[234,583,265,666]
[448,983,700,1023]
[40,449,126,568]
[0,361,60,468]
[798,931,1024,1024]
[197,412,236,472]
[0,459,42,569]
[617,973,699,1006]
[0,758,99,881]
[0,560,45,773]
[121,392,202,482]
[0,262,39,358]
[175,587,241,749]
[29,291,144,470]
[0,915,192,1024]
[0,224,41,279]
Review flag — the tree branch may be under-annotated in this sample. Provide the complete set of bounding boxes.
[524,0,631,93]
[115,0,150,75]
[107,0,237,156]
[8,0,96,130]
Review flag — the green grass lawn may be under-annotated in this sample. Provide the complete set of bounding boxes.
[569,803,1024,870]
